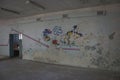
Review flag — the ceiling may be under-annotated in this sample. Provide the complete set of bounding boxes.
[0,0,120,19]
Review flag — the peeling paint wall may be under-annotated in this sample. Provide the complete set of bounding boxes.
[0,4,120,72]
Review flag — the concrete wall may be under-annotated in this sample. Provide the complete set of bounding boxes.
[0,4,120,71]
[0,25,9,56]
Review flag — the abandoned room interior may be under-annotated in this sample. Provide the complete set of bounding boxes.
[0,0,120,80]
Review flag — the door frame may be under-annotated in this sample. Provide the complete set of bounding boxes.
[9,34,22,58]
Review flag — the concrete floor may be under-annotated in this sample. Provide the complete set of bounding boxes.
[0,58,120,80]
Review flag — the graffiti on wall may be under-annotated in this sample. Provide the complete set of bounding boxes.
[60,25,83,46]
[52,26,63,45]
[43,29,52,41]
[42,25,83,48]
[52,26,63,36]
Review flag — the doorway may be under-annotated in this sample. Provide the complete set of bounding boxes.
[9,34,22,58]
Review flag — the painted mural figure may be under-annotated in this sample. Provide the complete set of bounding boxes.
[52,26,63,36]
[43,29,52,41]
[60,25,83,46]
[52,26,63,45]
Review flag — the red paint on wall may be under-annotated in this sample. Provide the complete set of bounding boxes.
[52,40,58,45]
[0,44,8,46]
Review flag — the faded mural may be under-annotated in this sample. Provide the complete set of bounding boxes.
[42,25,83,50]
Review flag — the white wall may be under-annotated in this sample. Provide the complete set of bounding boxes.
[0,4,120,71]
[0,26,10,56]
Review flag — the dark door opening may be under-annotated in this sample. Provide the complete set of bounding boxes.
[9,34,22,58]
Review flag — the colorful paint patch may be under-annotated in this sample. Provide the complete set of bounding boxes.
[43,29,52,41]
[52,26,63,36]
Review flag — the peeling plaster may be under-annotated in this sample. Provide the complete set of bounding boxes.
[109,32,116,40]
